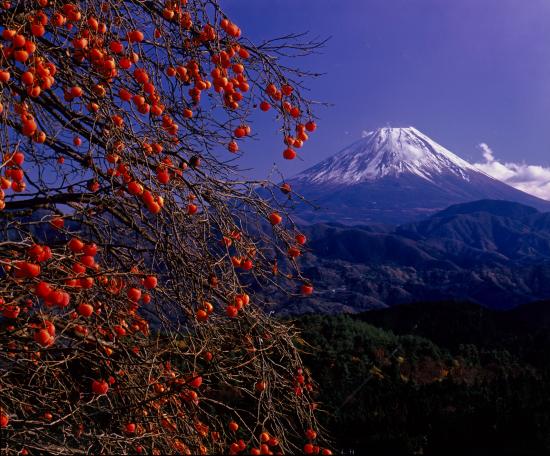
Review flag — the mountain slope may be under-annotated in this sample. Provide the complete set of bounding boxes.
[288,127,550,225]
[259,200,550,313]
[294,126,476,183]
[292,302,550,456]
[294,301,550,455]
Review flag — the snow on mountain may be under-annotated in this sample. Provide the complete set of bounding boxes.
[287,127,550,225]
[295,127,478,184]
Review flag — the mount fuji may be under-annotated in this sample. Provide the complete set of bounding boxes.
[287,127,550,225]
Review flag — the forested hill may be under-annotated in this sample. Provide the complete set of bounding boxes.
[292,300,550,455]
[264,200,550,313]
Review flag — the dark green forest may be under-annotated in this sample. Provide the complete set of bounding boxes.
[293,301,550,455]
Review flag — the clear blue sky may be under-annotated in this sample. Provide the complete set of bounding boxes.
[224,0,550,180]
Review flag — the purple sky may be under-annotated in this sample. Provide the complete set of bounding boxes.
[224,0,550,184]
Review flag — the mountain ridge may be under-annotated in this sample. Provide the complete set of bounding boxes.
[294,126,477,183]
[287,127,550,225]
[260,199,550,313]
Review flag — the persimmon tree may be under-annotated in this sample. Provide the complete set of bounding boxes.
[0,0,328,455]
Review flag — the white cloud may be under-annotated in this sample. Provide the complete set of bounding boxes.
[478,142,495,163]
[361,130,370,138]
[473,143,550,200]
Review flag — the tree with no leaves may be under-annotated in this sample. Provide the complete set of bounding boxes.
[0,0,328,454]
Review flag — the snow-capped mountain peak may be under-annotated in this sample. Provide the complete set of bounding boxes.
[286,127,550,225]
[295,127,477,184]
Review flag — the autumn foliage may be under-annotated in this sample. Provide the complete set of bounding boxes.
[0,0,327,454]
